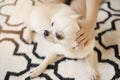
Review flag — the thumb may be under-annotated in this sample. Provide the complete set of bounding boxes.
[77,19,82,29]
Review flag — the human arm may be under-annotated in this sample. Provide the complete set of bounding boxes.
[71,0,103,46]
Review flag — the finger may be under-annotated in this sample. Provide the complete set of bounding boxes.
[76,33,87,43]
[78,35,89,47]
[83,31,95,46]
[79,43,84,49]
[84,39,89,46]
[78,39,88,47]
[76,29,84,35]
[84,36,93,47]
[82,36,89,47]
[76,32,85,41]
[77,19,82,29]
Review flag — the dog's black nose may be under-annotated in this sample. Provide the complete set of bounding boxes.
[44,30,49,37]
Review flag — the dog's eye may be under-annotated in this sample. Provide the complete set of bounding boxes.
[55,32,64,40]
[51,22,54,27]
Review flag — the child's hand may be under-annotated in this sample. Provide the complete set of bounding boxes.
[76,19,95,47]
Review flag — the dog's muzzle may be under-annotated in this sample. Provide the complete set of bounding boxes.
[44,30,50,37]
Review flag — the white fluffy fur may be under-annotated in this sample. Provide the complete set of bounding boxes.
[24,2,98,80]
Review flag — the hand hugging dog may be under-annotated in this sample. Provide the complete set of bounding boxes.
[24,1,98,80]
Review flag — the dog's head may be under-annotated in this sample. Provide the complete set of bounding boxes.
[44,16,80,49]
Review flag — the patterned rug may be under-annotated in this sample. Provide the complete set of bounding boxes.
[0,0,120,80]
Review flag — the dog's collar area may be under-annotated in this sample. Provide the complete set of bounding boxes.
[72,46,79,50]
[72,47,76,49]
[72,42,79,50]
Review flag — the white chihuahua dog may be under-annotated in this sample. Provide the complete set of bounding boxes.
[24,2,98,80]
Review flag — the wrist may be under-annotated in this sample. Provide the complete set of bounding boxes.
[86,19,96,28]
[86,19,96,24]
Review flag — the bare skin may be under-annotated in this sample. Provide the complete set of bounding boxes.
[70,0,103,47]
[41,0,103,47]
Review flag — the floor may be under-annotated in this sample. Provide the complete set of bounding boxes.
[0,0,120,80]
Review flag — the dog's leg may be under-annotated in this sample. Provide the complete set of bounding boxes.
[23,27,32,44]
[85,52,99,80]
[30,51,57,78]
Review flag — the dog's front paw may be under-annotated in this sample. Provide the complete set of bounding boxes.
[88,69,98,80]
[23,28,32,44]
[30,66,45,79]
[30,69,41,79]
[24,36,32,44]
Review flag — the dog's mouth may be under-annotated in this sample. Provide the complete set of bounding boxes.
[44,35,57,44]
[43,29,65,43]
[43,30,56,43]
[44,33,79,50]
[44,30,50,37]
